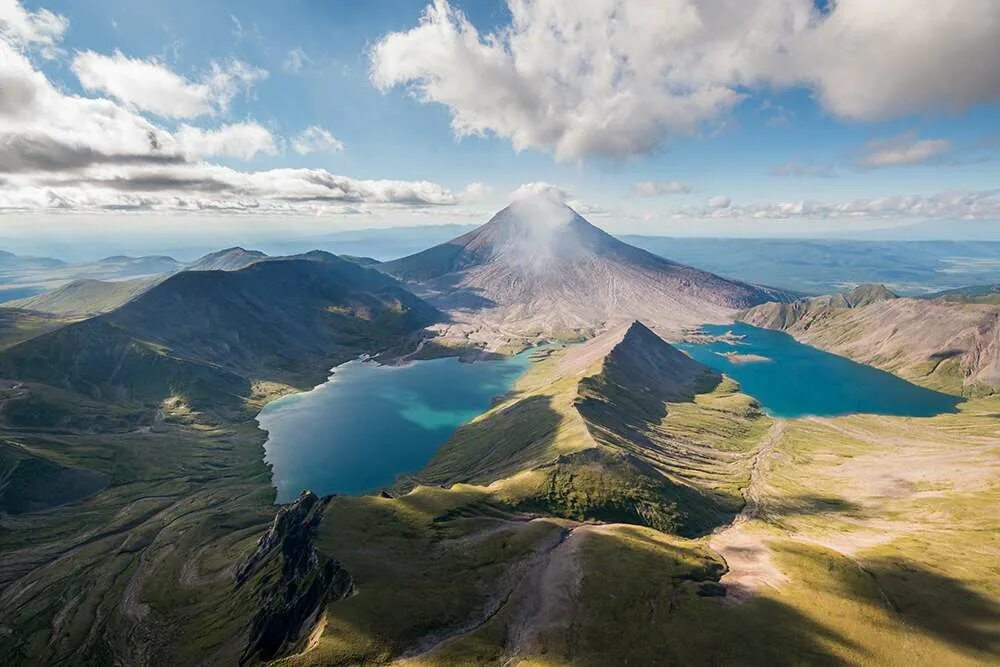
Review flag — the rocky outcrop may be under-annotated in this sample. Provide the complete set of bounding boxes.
[236,491,353,664]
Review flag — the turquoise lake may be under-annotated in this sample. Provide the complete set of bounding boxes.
[259,353,530,502]
[261,324,960,502]
[677,323,961,419]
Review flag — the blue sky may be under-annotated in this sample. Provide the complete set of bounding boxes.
[4,0,1000,238]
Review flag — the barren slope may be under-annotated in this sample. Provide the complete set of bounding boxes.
[741,285,1000,395]
[381,199,788,348]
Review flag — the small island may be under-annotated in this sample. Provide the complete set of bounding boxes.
[718,350,772,364]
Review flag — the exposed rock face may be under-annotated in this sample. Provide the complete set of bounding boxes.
[740,285,1000,395]
[380,199,790,347]
[236,491,353,664]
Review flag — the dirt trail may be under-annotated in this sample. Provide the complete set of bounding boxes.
[396,521,617,666]
[708,420,788,602]
[503,524,615,663]
[395,519,577,663]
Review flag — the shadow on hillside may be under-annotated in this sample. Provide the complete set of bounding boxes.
[423,274,499,312]
[845,556,1000,655]
[569,528,868,665]
[762,492,866,520]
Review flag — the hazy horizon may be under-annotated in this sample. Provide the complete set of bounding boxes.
[1,0,998,244]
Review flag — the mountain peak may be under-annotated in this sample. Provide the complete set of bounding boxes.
[187,247,268,272]
[379,203,790,345]
[846,283,898,307]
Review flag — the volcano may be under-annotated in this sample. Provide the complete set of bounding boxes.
[380,197,788,345]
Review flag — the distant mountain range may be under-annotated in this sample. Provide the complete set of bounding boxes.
[623,236,1000,295]
[5,228,1000,304]
[2,247,271,315]
[0,252,438,409]
[920,283,1000,305]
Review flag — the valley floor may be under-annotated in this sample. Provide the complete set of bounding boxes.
[289,351,1000,666]
[0,331,997,666]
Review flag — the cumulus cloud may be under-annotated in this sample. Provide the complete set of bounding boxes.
[788,1,1000,121]
[0,38,176,167]
[857,133,952,169]
[72,50,267,118]
[673,189,1000,220]
[509,181,613,219]
[175,122,277,160]
[461,181,493,200]
[706,195,731,209]
[291,126,344,155]
[633,180,690,196]
[0,163,463,212]
[0,2,464,215]
[371,0,1000,160]
[511,181,570,203]
[0,0,66,54]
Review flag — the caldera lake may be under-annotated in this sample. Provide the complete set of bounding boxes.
[677,323,961,419]
[259,352,531,502]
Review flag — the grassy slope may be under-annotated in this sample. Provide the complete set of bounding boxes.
[289,327,786,664]
[7,277,160,317]
[0,308,70,350]
[407,324,767,536]
[0,254,440,410]
[269,314,1000,666]
[291,394,999,666]
[2,264,996,666]
[0,255,440,665]
[0,385,277,664]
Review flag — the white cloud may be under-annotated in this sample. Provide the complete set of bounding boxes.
[511,181,570,203]
[674,189,1000,220]
[0,2,465,215]
[72,50,267,119]
[0,38,176,166]
[633,180,690,196]
[176,122,277,160]
[0,0,67,54]
[461,181,493,200]
[371,0,1000,160]
[788,1,1000,121]
[509,181,612,218]
[707,195,731,209]
[857,133,952,169]
[291,126,344,155]
[283,47,310,73]
[0,161,466,213]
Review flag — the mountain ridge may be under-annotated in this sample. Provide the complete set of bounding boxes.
[740,285,999,395]
[0,252,439,409]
